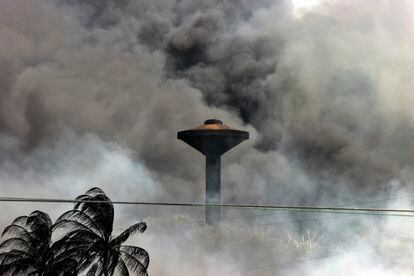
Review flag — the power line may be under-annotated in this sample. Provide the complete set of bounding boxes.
[1,196,414,217]
[222,194,414,221]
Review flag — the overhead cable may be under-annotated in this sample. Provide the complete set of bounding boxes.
[1,196,414,217]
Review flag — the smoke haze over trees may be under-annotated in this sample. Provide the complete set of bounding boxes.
[1,0,414,274]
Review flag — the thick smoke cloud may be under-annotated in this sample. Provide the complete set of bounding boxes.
[161,0,414,192]
[1,0,414,274]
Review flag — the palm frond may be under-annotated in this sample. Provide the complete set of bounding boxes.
[85,263,98,276]
[0,250,31,261]
[48,258,78,275]
[95,258,105,276]
[26,211,52,235]
[76,252,100,274]
[0,252,32,265]
[83,187,106,197]
[73,189,114,239]
[110,222,147,247]
[74,187,108,209]
[54,209,103,236]
[52,230,101,269]
[51,236,91,256]
[120,246,149,268]
[80,199,113,238]
[10,216,29,227]
[0,237,34,252]
[29,210,52,228]
[120,251,147,275]
[0,257,35,275]
[120,245,149,273]
[60,229,101,246]
[25,211,52,252]
[52,243,90,264]
[115,256,130,276]
[107,251,121,276]
[53,219,101,239]
[1,224,32,242]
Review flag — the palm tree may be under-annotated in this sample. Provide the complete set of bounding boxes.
[0,210,77,275]
[54,188,149,276]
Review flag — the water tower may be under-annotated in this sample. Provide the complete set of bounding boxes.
[178,119,249,225]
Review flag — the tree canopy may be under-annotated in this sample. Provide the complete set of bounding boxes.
[0,188,149,276]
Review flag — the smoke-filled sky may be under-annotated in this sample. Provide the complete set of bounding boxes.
[1,0,414,275]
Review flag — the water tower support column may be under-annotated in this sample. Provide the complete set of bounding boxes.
[206,155,221,225]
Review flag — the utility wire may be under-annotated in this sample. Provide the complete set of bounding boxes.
[222,194,414,221]
[1,196,414,217]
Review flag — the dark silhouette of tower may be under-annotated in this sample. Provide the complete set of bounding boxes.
[177,119,249,225]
